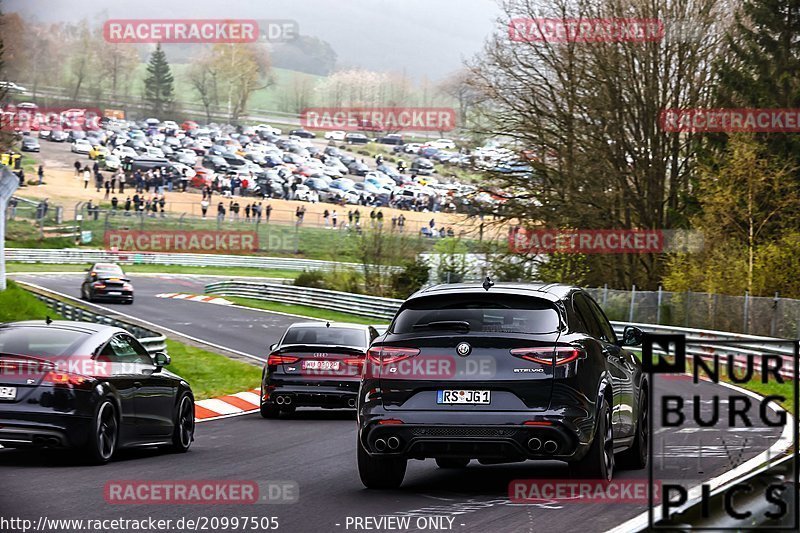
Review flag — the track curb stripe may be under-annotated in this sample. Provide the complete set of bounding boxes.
[195,388,261,421]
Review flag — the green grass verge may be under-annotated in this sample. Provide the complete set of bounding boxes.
[5,262,299,279]
[163,339,262,400]
[0,280,64,322]
[226,296,389,326]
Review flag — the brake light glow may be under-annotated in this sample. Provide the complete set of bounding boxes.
[510,347,584,365]
[378,419,404,425]
[92,282,106,289]
[43,371,90,386]
[523,420,553,426]
[267,355,300,366]
[367,347,420,365]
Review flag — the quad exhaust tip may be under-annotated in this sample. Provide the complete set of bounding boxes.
[283,396,292,405]
[374,438,387,452]
[347,398,356,408]
[275,396,285,405]
[387,436,400,450]
[544,440,558,454]
[527,437,542,451]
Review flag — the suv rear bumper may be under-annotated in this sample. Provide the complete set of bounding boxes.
[358,406,594,462]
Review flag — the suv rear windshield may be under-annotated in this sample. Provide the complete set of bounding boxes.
[392,294,561,334]
[281,327,366,349]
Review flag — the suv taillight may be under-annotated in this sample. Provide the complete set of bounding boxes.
[510,347,584,366]
[367,347,420,365]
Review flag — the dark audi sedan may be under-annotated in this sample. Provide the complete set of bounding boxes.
[0,321,195,464]
[260,322,379,418]
[356,282,647,488]
[81,263,134,304]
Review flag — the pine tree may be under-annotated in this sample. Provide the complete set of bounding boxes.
[716,0,800,173]
[143,43,175,116]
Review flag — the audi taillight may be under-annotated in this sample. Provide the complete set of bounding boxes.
[510,347,584,366]
[92,282,106,289]
[43,371,91,387]
[367,347,420,365]
[267,355,299,366]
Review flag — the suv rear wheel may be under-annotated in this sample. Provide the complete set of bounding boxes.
[357,438,406,489]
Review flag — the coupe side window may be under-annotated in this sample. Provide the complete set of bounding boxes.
[103,335,152,365]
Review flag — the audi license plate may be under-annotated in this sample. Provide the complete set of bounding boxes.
[437,390,490,404]
[0,386,17,400]
[302,360,340,371]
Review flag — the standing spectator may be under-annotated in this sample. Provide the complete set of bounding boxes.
[37,164,44,186]
[74,160,82,177]
[323,208,330,227]
[332,210,338,229]
[118,170,126,194]
[92,160,99,174]
[348,210,354,226]
[83,166,91,189]
[217,201,226,223]
[104,179,111,199]
[110,196,119,212]
[200,198,209,218]
[159,196,166,217]
[376,210,384,225]
[265,203,272,222]
[124,197,132,216]
[398,213,406,232]
[7,197,18,220]
[245,203,252,222]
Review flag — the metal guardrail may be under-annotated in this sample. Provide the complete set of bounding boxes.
[5,248,362,272]
[205,280,401,320]
[27,292,168,355]
[204,282,797,377]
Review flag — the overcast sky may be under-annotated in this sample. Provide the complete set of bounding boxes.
[4,0,504,80]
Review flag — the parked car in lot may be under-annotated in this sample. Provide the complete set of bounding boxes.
[426,138,457,150]
[375,134,404,145]
[80,263,134,304]
[103,154,121,171]
[410,157,435,176]
[324,130,347,141]
[89,145,110,160]
[21,136,40,152]
[347,160,370,176]
[260,322,379,418]
[49,129,69,142]
[0,321,194,464]
[356,282,647,488]
[345,133,369,145]
[289,129,315,139]
[71,139,93,154]
[202,155,230,172]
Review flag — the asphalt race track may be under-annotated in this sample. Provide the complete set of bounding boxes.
[0,272,788,533]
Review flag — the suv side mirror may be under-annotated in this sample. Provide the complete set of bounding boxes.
[620,326,644,347]
[153,352,171,370]
[269,343,277,352]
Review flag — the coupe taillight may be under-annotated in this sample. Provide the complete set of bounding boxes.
[43,371,91,387]
[510,347,584,366]
[267,355,299,366]
[366,347,420,365]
